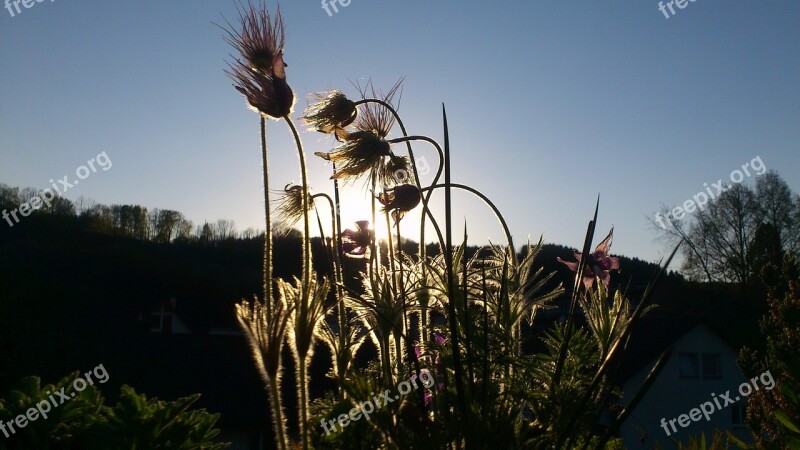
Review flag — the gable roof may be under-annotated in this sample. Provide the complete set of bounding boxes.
[614,316,719,383]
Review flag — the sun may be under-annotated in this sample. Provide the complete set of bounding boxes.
[334,184,426,245]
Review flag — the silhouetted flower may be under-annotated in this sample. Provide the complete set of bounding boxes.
[223,3,294,118]
[314,131,391,183]
[341,220,372,257]
[313,80,402,184]
[275,184,313,226]
[379,184,421,221]
[381,154,414,188]
[558,228,620,289]
[303,90,357,135]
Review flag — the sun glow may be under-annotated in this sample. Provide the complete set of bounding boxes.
[335,184,425,245]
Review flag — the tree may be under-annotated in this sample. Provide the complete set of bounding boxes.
[755,172,800,254]
[0,184,20,210]
[150,209,184,243]
[198,222,214,242]
[653,172,798,284]
[109,205,147,238]
[213,219,236,241]
[738,257,800,449]
[686,184,759,284]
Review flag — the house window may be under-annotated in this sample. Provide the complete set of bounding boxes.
[732,402,747,425]
[702,353,722,379]
[679,353,699,378]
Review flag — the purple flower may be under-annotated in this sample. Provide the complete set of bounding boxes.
[558,228,620,290]
[434,333,446,346]
[341,220,372,257]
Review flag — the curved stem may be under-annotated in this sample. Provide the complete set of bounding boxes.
[283,116,312,293]
[356,100,446,256]
[421,183,516,264]
[312,193,348,396]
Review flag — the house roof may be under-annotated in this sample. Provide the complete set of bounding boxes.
[613,316,709,383]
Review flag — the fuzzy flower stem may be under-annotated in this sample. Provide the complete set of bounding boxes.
[282,115,312,450]
[354,103,447,358]
[421,183,516,265]
[267,376,289,450]
[384,209,402,375]
[260,117,273,319]
[312,192,348,395]
[298,359,310,450]
[330,166,349,397]
[283,116,312,297]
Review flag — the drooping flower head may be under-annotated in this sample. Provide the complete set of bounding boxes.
[558,228,621,290]
[314,79,403,185]
[275,184,313,227]
[381,154,414,188]
[314,132,391,183]
[341,220,372,257]
[303,90,357,135]
[379,184,421,221]
[222,2,294,118]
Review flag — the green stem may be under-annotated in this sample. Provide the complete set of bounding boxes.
[260,117,273,318]
[420,183,516,264]
[385,210,402,375]
[330,165,348,395]
[356,100,446,258]
[283,116,312,297]
[312,192,348,396]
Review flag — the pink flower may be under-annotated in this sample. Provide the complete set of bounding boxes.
[558,228,620,289]
[341,220,372,257]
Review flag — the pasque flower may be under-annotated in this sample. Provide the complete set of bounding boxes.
[223,3,294,118]
[275,184,313,226]
[303,90,357,136]
[341,220,372,257]
[558,228,620,289]
[313,80,402,184]
[379,184,421,221]
[314,131,391,183]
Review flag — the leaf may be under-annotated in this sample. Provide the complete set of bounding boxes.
[775,410,800,433]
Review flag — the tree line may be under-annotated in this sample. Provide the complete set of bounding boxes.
[0,183,262,243]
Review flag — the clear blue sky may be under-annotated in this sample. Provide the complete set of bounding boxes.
[2,1,799,264]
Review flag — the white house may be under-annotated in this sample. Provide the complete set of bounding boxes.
[618,318,753,448]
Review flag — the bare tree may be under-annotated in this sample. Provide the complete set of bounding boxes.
[652,172,799,284]
[755,171,800,253]
[213,219,237,240]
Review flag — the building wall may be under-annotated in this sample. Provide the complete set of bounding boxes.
[620,324,753,448]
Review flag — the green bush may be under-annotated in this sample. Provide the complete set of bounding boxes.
[0,373,228,450]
